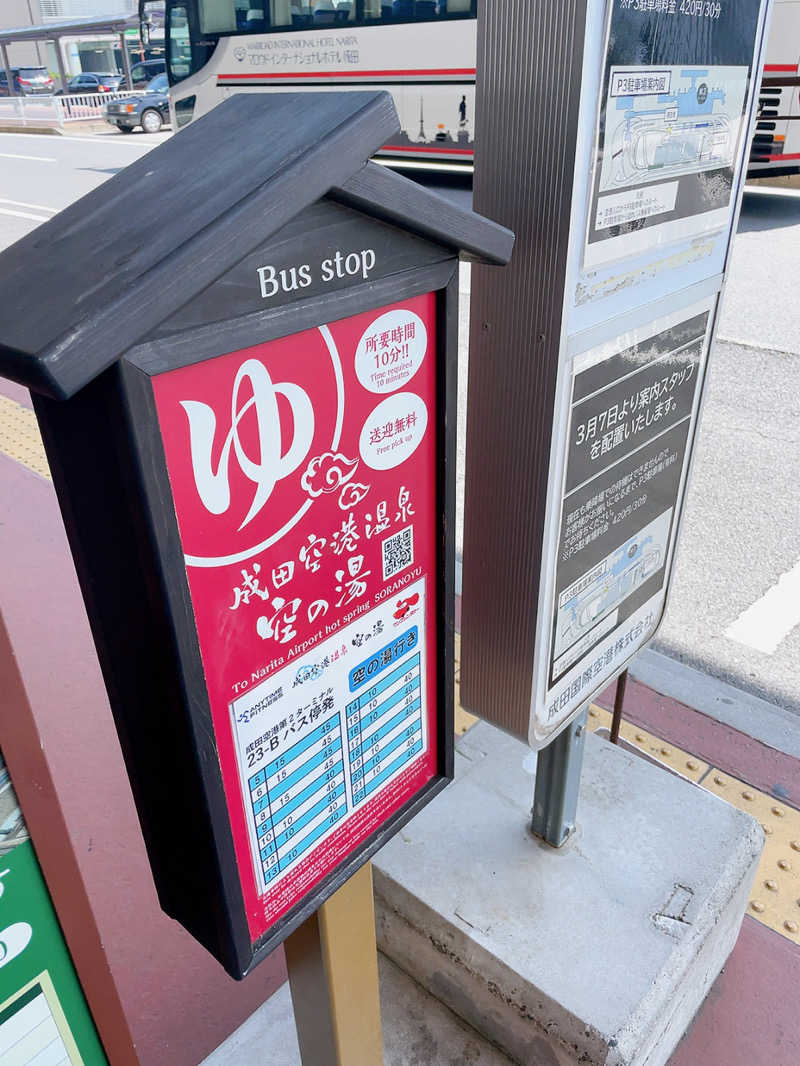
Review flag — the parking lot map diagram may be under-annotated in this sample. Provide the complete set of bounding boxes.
[586,0,762,267]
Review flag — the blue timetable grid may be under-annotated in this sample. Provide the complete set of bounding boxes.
[232,583,429,897]
[346,644,424,808]
[247,714,346,887]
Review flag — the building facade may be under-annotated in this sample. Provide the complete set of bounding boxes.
[0,0,138,84]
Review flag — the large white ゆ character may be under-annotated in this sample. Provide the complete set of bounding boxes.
[181,359,314,531]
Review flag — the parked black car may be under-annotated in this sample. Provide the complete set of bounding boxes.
[0,66,54,95]
[105,74,169,134]
[127,59,166,90]
[64,72,124,95]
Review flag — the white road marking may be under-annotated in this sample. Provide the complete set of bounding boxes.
[0,132,163,147]
[0,198,57,213]
[0,151,55,162]
[725,557,800,654]
[0,206,50,221]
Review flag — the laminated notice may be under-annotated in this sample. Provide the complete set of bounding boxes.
[151,293,439,939]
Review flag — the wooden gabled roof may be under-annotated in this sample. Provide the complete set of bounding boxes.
[0,91,513,399]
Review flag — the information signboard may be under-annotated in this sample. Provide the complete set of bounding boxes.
[149,295,440,943]
[541,300,713,733]
[0,92,513,976]
[586,0,764,269]
[461,0,770,747]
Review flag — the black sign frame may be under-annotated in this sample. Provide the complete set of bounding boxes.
[0,93,513,977]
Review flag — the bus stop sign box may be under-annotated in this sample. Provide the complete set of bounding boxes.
[462,0,770,750]
[0,92,513,979]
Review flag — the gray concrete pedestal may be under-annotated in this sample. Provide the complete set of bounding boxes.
[373,722,763,1066]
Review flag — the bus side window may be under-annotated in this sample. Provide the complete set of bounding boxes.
[270,0,293,25]
[361,0,467,20]
[414,0,437,17]
[199,0,237,31]
[312,0,336,21]
[289,0,313,25]
[363,0,398,19]
[197,0,268,32]
[245,7,267,30]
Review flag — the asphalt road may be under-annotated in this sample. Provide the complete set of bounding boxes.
[657,188,800,715]
[0,128,170,249]
[0,134,798,717]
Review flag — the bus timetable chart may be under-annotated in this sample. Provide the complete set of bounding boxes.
[249,714,346,887]
[346,641,423,807]
[232,593,429,898]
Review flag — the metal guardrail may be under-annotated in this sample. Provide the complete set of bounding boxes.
[57,91,140,121]
[0,91,140,127]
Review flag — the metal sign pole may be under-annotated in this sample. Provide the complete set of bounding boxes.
[119,31,133,91]
[285,862,383,1066]
[531,709,588,847]
[53,36,69,96]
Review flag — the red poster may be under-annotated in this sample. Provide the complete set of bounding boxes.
[152,293,438,940]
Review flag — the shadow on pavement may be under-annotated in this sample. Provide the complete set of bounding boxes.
[738,189,800,233]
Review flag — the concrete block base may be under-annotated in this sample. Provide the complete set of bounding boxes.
[373,723,763,1066]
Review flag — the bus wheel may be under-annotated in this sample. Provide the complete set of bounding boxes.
[141,109,163,134]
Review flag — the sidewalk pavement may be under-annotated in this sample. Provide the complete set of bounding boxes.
[450,620,800,1066]
[590,666,800,1065]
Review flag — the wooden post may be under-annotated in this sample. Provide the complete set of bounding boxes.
[284,862,383,1066]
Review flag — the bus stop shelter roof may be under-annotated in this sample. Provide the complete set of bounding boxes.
[0,91,513,400]
[0,13,137,45]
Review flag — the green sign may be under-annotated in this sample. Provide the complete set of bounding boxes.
[0,755,107,1065]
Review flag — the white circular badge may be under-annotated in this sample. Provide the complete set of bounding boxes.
[355,309,427,394]
[359,392,428,470]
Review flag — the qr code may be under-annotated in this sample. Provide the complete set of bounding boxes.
[382,526,414,580]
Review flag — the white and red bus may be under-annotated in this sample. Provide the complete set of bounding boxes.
[142,0,800,177]
[750,0,800,177]
[142,0,476,167]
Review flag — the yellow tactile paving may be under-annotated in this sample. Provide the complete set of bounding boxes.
[455,679,799,944]
[701,769,800,945]
[586,705,711,782]
[585,704,800,944]
[0,394,50,479]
